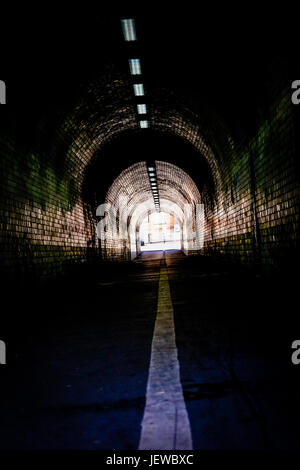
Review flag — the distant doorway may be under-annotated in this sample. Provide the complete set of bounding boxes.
[139,212,181,251]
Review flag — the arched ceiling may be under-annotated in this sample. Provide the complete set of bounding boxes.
[105,161,201,234]
[61,75,222,194]
[4,6,295,135]
[2,7,296,189]
[82,129,216,215]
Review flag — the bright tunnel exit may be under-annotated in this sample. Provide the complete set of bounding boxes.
[140,212,182,251]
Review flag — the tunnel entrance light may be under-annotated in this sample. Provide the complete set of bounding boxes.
[129,59,142,75]
[134,84,145,96]
[140,212,181,252]
[121,19,137,41]
[137,104,147,114]
[140,120,149,128]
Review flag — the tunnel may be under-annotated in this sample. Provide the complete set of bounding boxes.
[0,7,299,454]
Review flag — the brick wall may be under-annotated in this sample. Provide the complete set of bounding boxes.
[0,135,95,282]
[202,86,299,273]
[102,160,202,260]
[0,76,298,281]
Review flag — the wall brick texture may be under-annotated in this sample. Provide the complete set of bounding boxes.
[0,77,298,281]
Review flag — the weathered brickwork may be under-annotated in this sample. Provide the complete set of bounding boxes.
[0,73,298,281]
[203,87,299,272]
[102,161,202,260]
[0,137,94,282]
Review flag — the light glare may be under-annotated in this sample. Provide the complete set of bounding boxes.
[121,19,137,41]
[129,59,142,75]
[140,120,149,128]
[134,84,144,96]
[137,104,147,114]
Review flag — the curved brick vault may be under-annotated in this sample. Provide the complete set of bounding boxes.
[102,160,202,259]
[0,65,298,281]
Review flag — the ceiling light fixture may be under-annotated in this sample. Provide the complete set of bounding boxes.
[121,19,137,41]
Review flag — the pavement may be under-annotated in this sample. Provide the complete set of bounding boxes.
[0,250,299,450]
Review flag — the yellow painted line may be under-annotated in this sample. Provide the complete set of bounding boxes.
[139,258,193,450]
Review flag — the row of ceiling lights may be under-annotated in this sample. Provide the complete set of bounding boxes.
[147,166,160,212]
[121,18,160,212]
[121,19,148,129]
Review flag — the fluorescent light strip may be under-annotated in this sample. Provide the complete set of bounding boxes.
[134,84,144,96]
[129,59,141,75]
[140,120,149,128]
[148,167,154,171]
[121,19,137,41]
[137,104,147,115]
